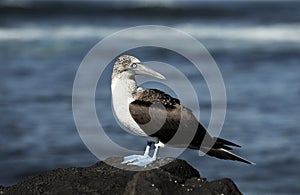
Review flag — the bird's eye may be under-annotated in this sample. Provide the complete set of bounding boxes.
[131,63,137,68]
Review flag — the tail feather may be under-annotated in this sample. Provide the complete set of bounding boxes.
[189,125,254,165]
[209,137,255,165]
[211,137,241,151]
[207,148,255,165]
[215,137,241,148]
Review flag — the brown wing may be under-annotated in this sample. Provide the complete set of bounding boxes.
[129,89,254,164]
[129,89,210,148]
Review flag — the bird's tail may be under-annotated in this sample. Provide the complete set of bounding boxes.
[206,137,255,165]
[207,148,255,165]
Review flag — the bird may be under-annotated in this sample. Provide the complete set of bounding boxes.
[111,55,255,166]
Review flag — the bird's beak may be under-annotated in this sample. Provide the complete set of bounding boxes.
[135,63,166,80]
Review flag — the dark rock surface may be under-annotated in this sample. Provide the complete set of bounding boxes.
[0,185,6,194]
[3,157,242,195]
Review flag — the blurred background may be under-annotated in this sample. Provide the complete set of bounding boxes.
[1,0,300,194]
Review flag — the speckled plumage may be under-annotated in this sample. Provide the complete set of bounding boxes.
[132,88,180,108]
[112,55,140,79]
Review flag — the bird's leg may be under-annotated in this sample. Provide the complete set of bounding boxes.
[143,141,153,156]
[127,141,164,167]
[122,138,164,166]
[151,141,164,161]
[121,141,154,164]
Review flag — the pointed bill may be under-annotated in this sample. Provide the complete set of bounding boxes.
[135,64,166,80]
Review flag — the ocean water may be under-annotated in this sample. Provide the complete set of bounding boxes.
[1,1,300,194]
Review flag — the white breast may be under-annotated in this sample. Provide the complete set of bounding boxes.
[111,77,147,136]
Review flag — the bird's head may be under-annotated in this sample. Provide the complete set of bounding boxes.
[112,55,166,80]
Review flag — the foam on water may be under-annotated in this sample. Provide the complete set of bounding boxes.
[1,23,300,44]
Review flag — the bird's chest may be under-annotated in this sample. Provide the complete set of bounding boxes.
[111,79,146,136]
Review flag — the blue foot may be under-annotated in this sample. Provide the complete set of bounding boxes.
[128,156,156,166]
[122,143,161,167]
[122,154,156,166]
[122,155,145,164]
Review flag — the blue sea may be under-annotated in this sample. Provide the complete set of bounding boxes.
[1,1,300,194]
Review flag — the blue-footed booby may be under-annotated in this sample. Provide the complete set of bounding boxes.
[111,55,254,166]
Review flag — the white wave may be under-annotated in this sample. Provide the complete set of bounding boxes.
[0,25,117,40]
[0,23,299,43]
[178,23,300,42]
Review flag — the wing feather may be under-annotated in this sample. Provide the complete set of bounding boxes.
[129,89,207,146]
[128,89,254,164]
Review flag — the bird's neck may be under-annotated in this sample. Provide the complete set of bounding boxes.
[111,73,137,100]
